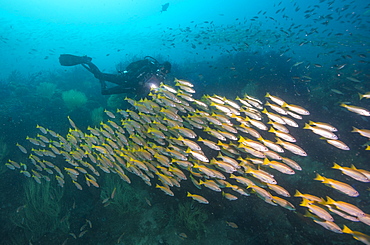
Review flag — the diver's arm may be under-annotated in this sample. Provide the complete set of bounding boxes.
[81,62,124,85]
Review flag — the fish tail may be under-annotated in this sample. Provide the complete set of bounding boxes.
[275,137,283,144]
[238,136,245,142]
[244,166,252,173]
[314,174,325,182]
[332,163,341,169]
[294,190,302,197]
[325,196,335,205]
[342,225,352,234]
[263,158,270,165]
[300,198,309,207]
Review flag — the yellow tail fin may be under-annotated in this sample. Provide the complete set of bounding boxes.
[325,196,336,205]
[342,225,353,234]
[314,174,325,182]
[294,190,303,197]
[300,198,310,207]
[332,163,341,169]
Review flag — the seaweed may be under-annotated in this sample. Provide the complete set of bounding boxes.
[175,201,209,239]
[36,82,58,100]
[91,106,104,126]
[10,179,69,242]
[98,174,146,243]
[61,89,88,111]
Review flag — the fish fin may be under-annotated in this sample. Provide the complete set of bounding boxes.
[263,158,270,165]
[275,137,283,144]
[325,196,335,205]
[332,163,341,169]
[294,190,302,197]
[300,198,309,207]
[342,225,352,234]
[314,174,325,182]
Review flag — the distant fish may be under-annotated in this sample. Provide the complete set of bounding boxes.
[330,89,344,95]
[161,3,169,13]
[346,77,361,83]
[292,61,304,67]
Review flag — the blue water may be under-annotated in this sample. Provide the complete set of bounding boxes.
[0,0,369,244]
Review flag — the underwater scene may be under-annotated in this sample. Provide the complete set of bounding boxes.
[0,0,370,244]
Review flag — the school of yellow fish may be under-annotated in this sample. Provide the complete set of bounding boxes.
[6,79,370,244]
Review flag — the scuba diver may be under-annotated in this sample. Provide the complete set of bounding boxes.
[59,54,171,96]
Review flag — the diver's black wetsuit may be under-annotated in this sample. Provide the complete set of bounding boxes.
[82,57,166,96]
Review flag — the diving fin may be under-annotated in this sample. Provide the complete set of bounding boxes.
[59,54,92,66]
